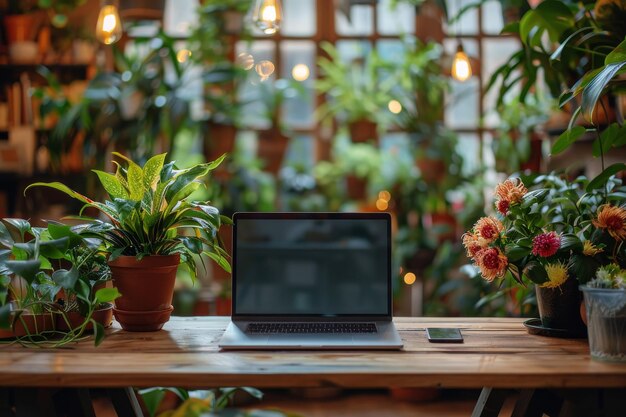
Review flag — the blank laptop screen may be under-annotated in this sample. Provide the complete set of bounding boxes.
[233,214,390,317]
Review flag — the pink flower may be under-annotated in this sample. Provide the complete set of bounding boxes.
[532,232,560,257]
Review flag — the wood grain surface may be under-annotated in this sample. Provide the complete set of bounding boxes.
[1,317,625,389]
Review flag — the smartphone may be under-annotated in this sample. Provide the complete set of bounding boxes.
[426,328,463,343]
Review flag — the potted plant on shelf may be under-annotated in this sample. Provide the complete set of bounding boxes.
[316,42,396,144]
[581,265,626,362]
[253,78,304,174]
[463,172,626,337]
[26,152,231,331]
[0,218,119,345]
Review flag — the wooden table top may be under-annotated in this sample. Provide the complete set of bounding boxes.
[1,317,625,389]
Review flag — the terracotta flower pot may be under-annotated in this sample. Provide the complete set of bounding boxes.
[345,175,368,201]
[257,128,289,174]
[416,158,446,184]
[3,14,38,44]
[55,303,114,332]
[0,313,54,339]
[109,254,180,332]
[348,119,378,144]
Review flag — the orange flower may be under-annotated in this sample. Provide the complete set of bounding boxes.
[475,247,508,282]
[473,216,504,243]
[462,232,487,258]
[494,178,527,214]
[593,204,626,241]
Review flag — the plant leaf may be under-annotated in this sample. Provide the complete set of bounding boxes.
[551,126,586,155]
[93,170,129,200]
[586,163,626,192]
[581,61,626,124]
[52,267,79,290]
[142,153,167,191]
[95,287,121,304]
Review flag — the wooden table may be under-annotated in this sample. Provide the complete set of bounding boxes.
[1,317,626,416]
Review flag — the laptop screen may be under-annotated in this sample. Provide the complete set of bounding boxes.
[232,212,391,318]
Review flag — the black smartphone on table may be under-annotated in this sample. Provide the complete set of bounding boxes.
[426,328,463,343]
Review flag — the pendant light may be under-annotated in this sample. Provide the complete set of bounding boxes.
[451,42,472,82]
[96,1,123,45]
[252,0,283,35]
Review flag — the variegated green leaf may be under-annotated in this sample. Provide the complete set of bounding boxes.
[127,161,144,201]
[142,153,166,191]
[93,170,129,199]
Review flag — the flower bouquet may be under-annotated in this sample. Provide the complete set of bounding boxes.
[463,173,626,335]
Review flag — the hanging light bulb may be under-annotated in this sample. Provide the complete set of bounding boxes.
[451,43,472,82]
[252,0,283,35]
[96,2,123,45]
[255,60,275,81]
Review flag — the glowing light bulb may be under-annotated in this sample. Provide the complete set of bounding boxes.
[387,100,402,114]
[291,64,310,81]
[253,0,282,35]
[255,60,275,81]
[375,199,388,211]
[451,44,472,82]
[237,52,255,70]
[176,49,191,63]
[96,4,122,45]
[404,272,416,285]
[378,190,391,202]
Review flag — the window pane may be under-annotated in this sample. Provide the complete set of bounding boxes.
[457,133,481,175]
[377,0,416,35]
[482,0,505,35]
[444,0,478,35]
[336,4,374,36]
[164,0,198,36]
[482,38,521,127]
[282,0,316,36]
[376,40,405,62]
[336,41,373,63]
[281,41,315,128]
[236,41,276,129]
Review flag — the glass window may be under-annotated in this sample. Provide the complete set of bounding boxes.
[482,0,505,35]
[281,41,316,128]
[482,38,521,127]
[377,0,416,35]
[336,4,374,36]
[282,0,316,36]
[444,39,480,128]
[444,0,478,36]
[164,0,198,37]
[237,41,276,129]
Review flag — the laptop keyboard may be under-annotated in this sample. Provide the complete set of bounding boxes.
[247,322,378,334]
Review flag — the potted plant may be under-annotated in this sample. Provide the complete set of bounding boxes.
[253,78,304,174]
[2,0,42,62]
[316,42,396,144]
[26,152,231,331]
[581,265,626,362]
[463,172,626,336]
[0,218,119,345]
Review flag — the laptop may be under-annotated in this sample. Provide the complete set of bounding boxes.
[218,212,403,350]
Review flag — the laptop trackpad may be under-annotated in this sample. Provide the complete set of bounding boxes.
[268,334,354,346]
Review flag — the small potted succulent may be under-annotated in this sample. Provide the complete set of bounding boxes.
[26,153,230,332]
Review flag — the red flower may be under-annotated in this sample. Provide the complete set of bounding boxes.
[531,232,560,257]
[475,247,508,282]
[473,216,504,243]
[496,199,510,216]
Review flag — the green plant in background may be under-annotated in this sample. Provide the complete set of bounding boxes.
[492,96,550,174]
[26,152,231,281]
[140,386,300,417]
[40,30,196,169]
[209,154,277,215]
[250,78,306,132]
[37,0,86,28]
[0,219,119,346]
[316,42,397,130]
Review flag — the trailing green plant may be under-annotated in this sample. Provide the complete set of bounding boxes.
[26,152,231,281]
[0,218,119,347]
